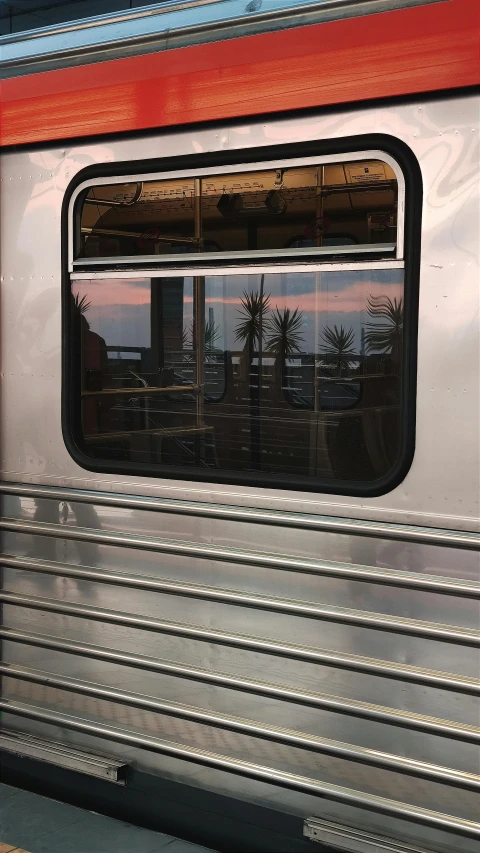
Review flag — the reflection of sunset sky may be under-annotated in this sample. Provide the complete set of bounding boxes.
[74,270,403,353]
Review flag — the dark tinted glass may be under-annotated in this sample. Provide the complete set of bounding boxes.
[72,268,404,486]
[77,160,398,261]
[0,1,156,36]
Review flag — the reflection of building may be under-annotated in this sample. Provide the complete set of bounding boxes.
[150,278,185,375]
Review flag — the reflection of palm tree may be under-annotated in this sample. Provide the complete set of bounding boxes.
[235,288,270,471]
[205,318,221,353]
[320,325,357,376]
[235,289,271,362]
[183,318,220,354]
[72,293,91,318]
[182,324,192,348]
[265,307,304,360]
[365,295,403,356]
[182,323,193,364]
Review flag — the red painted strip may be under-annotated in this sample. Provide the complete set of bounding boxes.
[0,0,479,147]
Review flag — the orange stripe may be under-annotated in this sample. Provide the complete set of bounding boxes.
[0,0,479,147]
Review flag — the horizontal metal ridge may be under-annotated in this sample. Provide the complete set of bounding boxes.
[5,554,478,639]
[1,481,479,549]
[2,544,478,598]
[1,588,477,648]
[0,591,480,693]
[3,555,478,644]
[0,626,480,704]
[3,662,479,790]
[2,628,479,737]
[1,698,479,840]
[0,728,127,783]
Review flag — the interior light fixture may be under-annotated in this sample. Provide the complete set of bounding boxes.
[217,190,287,218]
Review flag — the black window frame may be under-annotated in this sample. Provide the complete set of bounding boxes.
[62,133,421,497]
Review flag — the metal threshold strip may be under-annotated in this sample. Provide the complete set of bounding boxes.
[304,817,442,852]
[1,481,478,550]
[0,699,479,841]
[2,661,479,790]
[0,728,127,783]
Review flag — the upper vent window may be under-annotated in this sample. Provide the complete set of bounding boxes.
[75,159,399,266]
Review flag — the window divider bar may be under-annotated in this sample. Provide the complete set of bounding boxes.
[71,259,405,281]
[72,243,398,273]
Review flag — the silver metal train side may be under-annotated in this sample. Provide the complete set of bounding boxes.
[0,93,479,852]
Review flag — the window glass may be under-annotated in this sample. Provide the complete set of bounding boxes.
[77,160,398,262]
[72,267,404,484]
[0,1,155,35]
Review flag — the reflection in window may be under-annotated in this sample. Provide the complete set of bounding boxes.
[77,159,398,262]
[73,268,404,484]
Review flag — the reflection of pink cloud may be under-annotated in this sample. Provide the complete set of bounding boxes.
[274,281,403,313]
[74,279,402,314]
[73,280,150,307]
[205,281,403,314]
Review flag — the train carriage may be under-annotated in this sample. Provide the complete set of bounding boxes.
[0,1,479,851]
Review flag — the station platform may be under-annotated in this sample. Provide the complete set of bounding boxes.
[0,784,216,853]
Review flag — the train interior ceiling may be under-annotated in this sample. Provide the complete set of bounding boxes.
[79,160,398,258]
[73,159,404,484]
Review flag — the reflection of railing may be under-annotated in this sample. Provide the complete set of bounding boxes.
[283,354,400,412]
[82,378,217,468]
[102,345,227,402]
[165,349,228,404]
[81,386,199,397]
[82,343,225,465]
[105,345,147,355]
